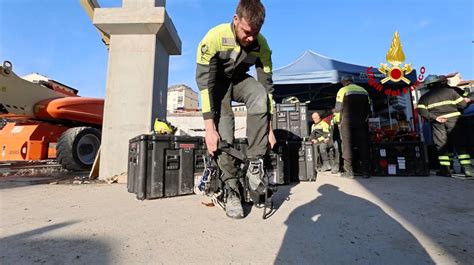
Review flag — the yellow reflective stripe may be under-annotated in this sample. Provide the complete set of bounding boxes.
[322,121,330,133]
[336,84,368,104]
[200,89,211,113]
[463,92,468,97]
[458,154,471,159]
[438,156,450,161]
[317,136,325,141]
[417,104,427,109]
[268,94,274,114]
[426,99,462,109]
[257,35,272,73]
[460,160,472,165]
[336,86,348,103]
[440,161,451,166]
[453,97,464,104]
[334,113,340,123]
[443,112,461,119]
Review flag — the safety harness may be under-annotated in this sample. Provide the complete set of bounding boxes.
[194,140,276,219]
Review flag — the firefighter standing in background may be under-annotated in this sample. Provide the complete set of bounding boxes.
[334,76,371,178]
[309,112,333,172]
[196,0,276,219]
[441,75,473,171]
[417,75,472,177]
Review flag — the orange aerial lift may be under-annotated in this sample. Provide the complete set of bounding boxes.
[0,0,110,171]
[0,61,104,171]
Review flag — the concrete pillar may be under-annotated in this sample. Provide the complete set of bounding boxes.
[93,0,181,179]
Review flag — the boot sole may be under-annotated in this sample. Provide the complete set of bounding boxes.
[226,213,244,219]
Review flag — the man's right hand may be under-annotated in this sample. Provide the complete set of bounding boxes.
[205,129,220,156]
[436,116,448,123]
[204,119,220,156]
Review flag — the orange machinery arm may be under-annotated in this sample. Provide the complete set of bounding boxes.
[34,97,104,126]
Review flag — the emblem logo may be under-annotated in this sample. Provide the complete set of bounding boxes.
[201,44,208,54]
[379,31,413,84]
[365,31,426,96]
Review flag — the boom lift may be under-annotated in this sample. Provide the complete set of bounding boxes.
[0,61,103,171]
[0,1,111,171]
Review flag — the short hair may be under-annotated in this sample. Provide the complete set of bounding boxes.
[340,75,354,83]
[236,0,266,29]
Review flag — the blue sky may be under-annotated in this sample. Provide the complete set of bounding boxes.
[0,0,472,98]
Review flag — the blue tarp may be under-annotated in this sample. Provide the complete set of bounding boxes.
[273,50,417,85]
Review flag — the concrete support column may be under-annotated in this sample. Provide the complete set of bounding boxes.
[93,0,181,179]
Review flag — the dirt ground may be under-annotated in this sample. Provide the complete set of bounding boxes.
[1,172,473,265]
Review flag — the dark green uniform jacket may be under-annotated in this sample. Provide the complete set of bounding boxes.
[196,23,274,120]
[417,86,467,122]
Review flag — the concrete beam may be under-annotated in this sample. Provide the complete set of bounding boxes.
[123,0,166,8]
[93,7,181,55]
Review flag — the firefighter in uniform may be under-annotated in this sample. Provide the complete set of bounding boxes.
[196,0,276,219]
[334,76,371,178]
[441,75,473,171]
[417,75,472,177]
[309,112,332,171]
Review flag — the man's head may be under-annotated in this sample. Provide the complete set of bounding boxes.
[340,75,354,86]
[233,0,265,47]
[312,112,321,124]
[438,75,448,85]
[424,75,442,89]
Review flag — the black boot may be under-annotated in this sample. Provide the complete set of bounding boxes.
[462,165,474,177]
[320,160,332,172]
[330,157,339,174]
[436,166,452,177]
[340,165,355,179]
[360,162,371,179]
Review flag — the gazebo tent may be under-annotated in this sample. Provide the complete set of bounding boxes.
[272,50,417,106]
[272,50,418,128]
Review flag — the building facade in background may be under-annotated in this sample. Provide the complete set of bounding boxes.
[167,84,199,112]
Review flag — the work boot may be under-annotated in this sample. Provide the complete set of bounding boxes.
[462,165,474,177]
[340,166,355,179]
[330,158,339,174]
[320,160,332,172]
[246,158,266,194]
[251,190,274,209]
[436,166,452,177]
[225,190,244,219]
[360,164,371,179]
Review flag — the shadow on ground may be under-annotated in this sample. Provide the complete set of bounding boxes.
[358,176,474,264]
[275,184,434,265]
[0,221,111,264]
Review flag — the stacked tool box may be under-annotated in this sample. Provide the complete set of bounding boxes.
[127,134,201,200]
[272,102,310,141]
[272,102,316,182]
[287,140,316,182]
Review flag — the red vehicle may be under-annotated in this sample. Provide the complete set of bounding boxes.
[0,61,103,171]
